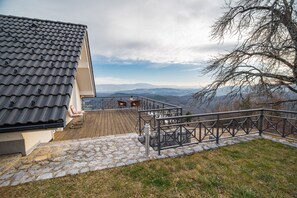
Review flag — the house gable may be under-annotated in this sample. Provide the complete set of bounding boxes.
[0,15,94,133]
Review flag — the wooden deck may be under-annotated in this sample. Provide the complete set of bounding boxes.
[54,109,138,141]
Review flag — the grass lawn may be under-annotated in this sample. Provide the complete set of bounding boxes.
[0,139,296,198]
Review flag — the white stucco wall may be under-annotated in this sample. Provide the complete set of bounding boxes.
[66,79,82,125]
[0,129,54,156]
[21,130,54,155]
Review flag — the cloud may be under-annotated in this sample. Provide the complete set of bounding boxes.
[1,0,230,86]
[92,54,205,70]
[190,43,238,53]
[0,0,229,65]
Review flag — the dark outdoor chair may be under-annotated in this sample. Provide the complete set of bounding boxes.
[118,100,127,108]
[130,100,140,109]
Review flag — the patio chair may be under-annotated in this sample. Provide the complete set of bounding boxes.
[70,105,85,116]
[130,100,140,109]
[68,105,85,129]
[117,100,127,108]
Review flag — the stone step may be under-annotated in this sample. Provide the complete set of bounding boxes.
[0,153,22,175]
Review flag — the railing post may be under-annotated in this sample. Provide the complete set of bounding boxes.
[180,123,183,146]
[153,113,156,130]
[144,123,150,157]
[246,116,250,134]
[157,119,161,155]
[259,109,264,136]
[101,98,104,110]
[216,114,219,144]
[282,118,286,137]
[232,119,235,137]
[138,111,142,135]
[199,122,202,142]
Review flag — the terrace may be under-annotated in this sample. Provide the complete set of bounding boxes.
[54,110,138,141]
[1,96,296,188]
[54,96,182,141]
[54,96,297,155]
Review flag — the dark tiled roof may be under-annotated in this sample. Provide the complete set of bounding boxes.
[0,15,88,132]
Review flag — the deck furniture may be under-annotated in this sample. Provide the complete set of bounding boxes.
[68,105,85,129]
[130,100,140,109]
[117,100,127,108]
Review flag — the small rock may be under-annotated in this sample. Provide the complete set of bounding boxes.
[22,176,35,183]
[68,169,79,175]
[12,171,27,181]
[55,171,66,177]
[10,180,20,186]
[0,173,13,180]
[193,146,203,152]
[80,167,89,173]
[37,172,53,180]
[126,159,137,165]
[34,155,48,162]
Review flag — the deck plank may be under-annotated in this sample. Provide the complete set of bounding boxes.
[54,109,138,141]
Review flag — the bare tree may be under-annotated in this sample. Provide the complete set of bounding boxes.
[194,0,297,105]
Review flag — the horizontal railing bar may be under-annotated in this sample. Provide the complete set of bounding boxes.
[159,115,261,127]
[83,96,139,100]
[157,132,259,150]
[83,96,180,111]
[138,107,182,112]
[157,109,263,120]
[264,115,297,121]
[157,108,297,121]
[138,96,181,108]
[263,109,297,115]
[263,132,297,140]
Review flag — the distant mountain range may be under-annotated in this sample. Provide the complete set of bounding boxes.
[90,84,296,114]
[96,83,161,93]
[114,88,198,96]
[96,83,200,94]
[96,83,232,97]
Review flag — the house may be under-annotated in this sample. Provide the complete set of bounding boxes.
[0,15,96,155]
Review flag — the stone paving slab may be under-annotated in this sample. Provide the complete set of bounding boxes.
[262,135,297,148]
[0,133,295,187]
[0,153,22,176]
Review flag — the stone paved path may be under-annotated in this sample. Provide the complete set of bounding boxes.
[0,133,295,187]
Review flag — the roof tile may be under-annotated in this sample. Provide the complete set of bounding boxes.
[0,15,87,131]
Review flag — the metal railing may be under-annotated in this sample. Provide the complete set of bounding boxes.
[138,96,180,110]
[82,96,140,110]
[136,96,182,135]
[138,107,182,135]
[152,109,297,154]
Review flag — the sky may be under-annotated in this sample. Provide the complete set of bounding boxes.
[0,0,236,88]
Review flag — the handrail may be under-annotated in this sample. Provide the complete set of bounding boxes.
[83,96,140,99]
[153,108,297,155]
[156,108,297,121]
[262,109,297,115]
[138,107,182,112]
[82,96,180,111]
[138,96,181,108]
